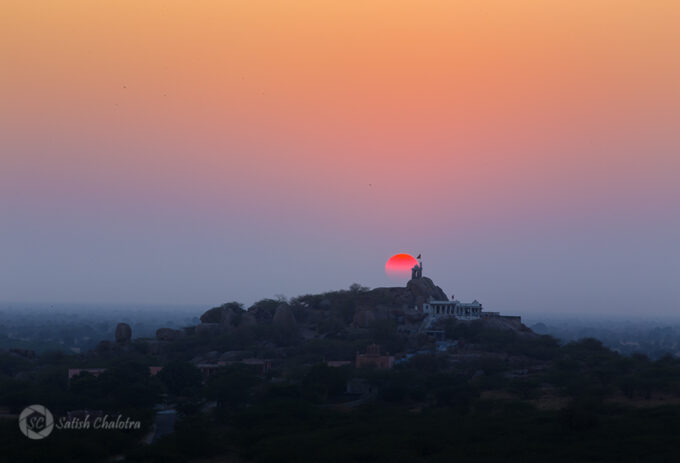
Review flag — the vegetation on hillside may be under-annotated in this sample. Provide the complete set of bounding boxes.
[3,292,680,462]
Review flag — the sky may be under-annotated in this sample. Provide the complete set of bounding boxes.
[1,1,679,315]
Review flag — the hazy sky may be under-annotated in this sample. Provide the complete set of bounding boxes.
[1,1,678,315]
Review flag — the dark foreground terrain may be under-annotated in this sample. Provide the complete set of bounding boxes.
[2,283,680,462]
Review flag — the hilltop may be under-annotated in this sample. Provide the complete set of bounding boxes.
[141,276,531,357]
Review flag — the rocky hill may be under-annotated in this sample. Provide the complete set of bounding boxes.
[150,277,530,343]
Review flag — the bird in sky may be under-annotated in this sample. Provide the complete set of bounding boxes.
[417,254,421,259]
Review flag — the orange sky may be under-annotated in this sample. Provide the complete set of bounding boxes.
[1,1,679,310]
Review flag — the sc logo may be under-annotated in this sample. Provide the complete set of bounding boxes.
[18,404,54,440]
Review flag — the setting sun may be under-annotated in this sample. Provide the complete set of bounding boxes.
[385,253,419,279]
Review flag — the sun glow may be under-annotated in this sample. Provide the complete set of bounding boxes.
[385,253,419,280]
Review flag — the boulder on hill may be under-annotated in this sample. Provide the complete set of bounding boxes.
[247,298,280,323]
[354,286,412,308]
[195,323,221,336]
[272,304,297,328]
[115,323,132,344]
[200,302,244,326]
[350,277,449,312]
[407,277,448,310]
[240,312,257,327]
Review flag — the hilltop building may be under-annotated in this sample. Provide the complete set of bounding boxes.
[422,299,485,320]
[410,259,516,333]
[411,259,487,320]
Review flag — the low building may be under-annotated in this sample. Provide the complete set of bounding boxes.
[68,368,107,380]
[195,363,223,380]
[69,366,165,380]
[237,358,271,375]
[327,360,353,368]
[195,358,272,380]
[356,344,394,369]
[422,299,483,320]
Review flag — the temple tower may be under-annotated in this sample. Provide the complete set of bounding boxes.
[411,260,423,279]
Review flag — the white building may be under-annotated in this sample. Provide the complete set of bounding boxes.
[422,299,483,320]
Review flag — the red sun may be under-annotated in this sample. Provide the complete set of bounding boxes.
[385,253,419,280]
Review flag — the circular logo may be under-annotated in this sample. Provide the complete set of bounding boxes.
[18,404,54,440]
